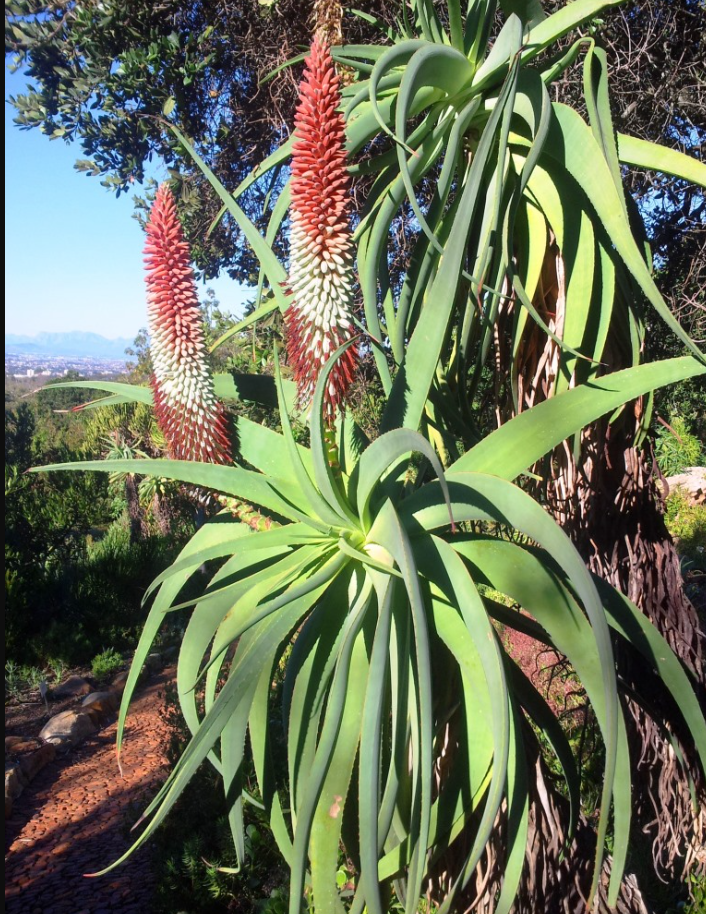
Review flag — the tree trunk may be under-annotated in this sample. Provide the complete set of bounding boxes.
[430,727,655,913]
[543,423,706,887]
[125,474,144,545]
[489,244,706,904]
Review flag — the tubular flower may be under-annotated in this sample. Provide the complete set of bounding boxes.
[144,184,231,464]
[284,36,358,423]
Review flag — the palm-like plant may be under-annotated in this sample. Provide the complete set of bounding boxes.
[36,0,706,910]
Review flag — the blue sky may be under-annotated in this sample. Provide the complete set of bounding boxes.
[5,67,253,342]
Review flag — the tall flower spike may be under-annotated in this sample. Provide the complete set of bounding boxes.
[284,36,358,423]
[144,184,231,464]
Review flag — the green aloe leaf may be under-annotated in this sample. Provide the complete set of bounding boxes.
[37,379,154,406]
[309,620,369,913]
[596,579,706,771]
[492,700,529,914]
[383,60,520,432]
[32,457,309,522]
[617,133,706,187]
[142,524,319,605]
[373,502,433,914]
[170,125,288,310]
[403,472,618,899]
[472,12,523,89]
[285,575,352,820]
[201,546,335,703]
[288,573,373,914]
[220,673,258,869]
[209,296,280,350]
[451,534,626,900]
[272,352,349,529]
[213,372,296,411]
[114,517,249,764]
[236,414,314,485]
[521,0,624,65]
[500,0,545,27]
[422,537,510,901]
[98,576,333,878]
[176,545,290,749]
[356,427,452,530]
[452,357,706,479]
[249,653,295,866]
[367,39,429,140]
[583,43,626,208]
[307,341,361,527]
[544,105,704,363]
[358,574,394,914]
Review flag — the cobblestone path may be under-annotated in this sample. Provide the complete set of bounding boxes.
[5,668,174,914]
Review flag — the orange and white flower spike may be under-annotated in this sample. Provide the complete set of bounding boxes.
[284,36,358,424]
[144,184,231,464]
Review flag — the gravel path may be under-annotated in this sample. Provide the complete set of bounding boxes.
[5,668,174,914]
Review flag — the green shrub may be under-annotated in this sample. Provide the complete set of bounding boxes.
[664,488,706,572]
[7,514,193,667]
[91,647,124,681]
[5,660,44,700]
[46,657,67,683]
[684,872,706,914]
[655,416,705,477]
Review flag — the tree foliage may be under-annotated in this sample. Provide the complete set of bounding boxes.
[6,0,387,280]
[6,1,704,292]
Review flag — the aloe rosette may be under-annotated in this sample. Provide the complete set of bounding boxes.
[284,36,358,422]
[144,183,231,463]
[36,353,706,913]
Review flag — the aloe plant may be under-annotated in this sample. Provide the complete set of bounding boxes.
[34,0,706,910]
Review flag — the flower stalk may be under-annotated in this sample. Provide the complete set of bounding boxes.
[284,36,358,423]
[144,184,231,464]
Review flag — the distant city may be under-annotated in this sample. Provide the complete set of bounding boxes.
[5,332,134,379]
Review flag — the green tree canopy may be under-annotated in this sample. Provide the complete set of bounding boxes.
[7,0,703,288]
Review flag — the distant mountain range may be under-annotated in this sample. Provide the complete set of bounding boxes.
[5,332,134,360]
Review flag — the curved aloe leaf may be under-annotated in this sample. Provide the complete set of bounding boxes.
[37,379,153,408]
[617,134,706,187]
[31,457,311,522]
[452,356,706,479]
[170,125,288,310]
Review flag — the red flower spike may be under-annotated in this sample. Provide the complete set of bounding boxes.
[144,184,231,464]
[284,36,358,424]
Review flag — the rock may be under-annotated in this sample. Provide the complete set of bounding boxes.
[144,652,163,673]
[18,744,56,783]
[160,645,179,662]
[665,467,706,505]
[5,736,27,755]
[51,841,71,856]
[111,671,130,691]
[5,763,27,800]
[52,675,92,700]
[39,710,97,748]
[81,691,120,712]
[82,697,118,726]
[6,738,43,757]
[5,794,12,818]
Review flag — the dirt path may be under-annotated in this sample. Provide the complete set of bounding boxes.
[5,668,174,914]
